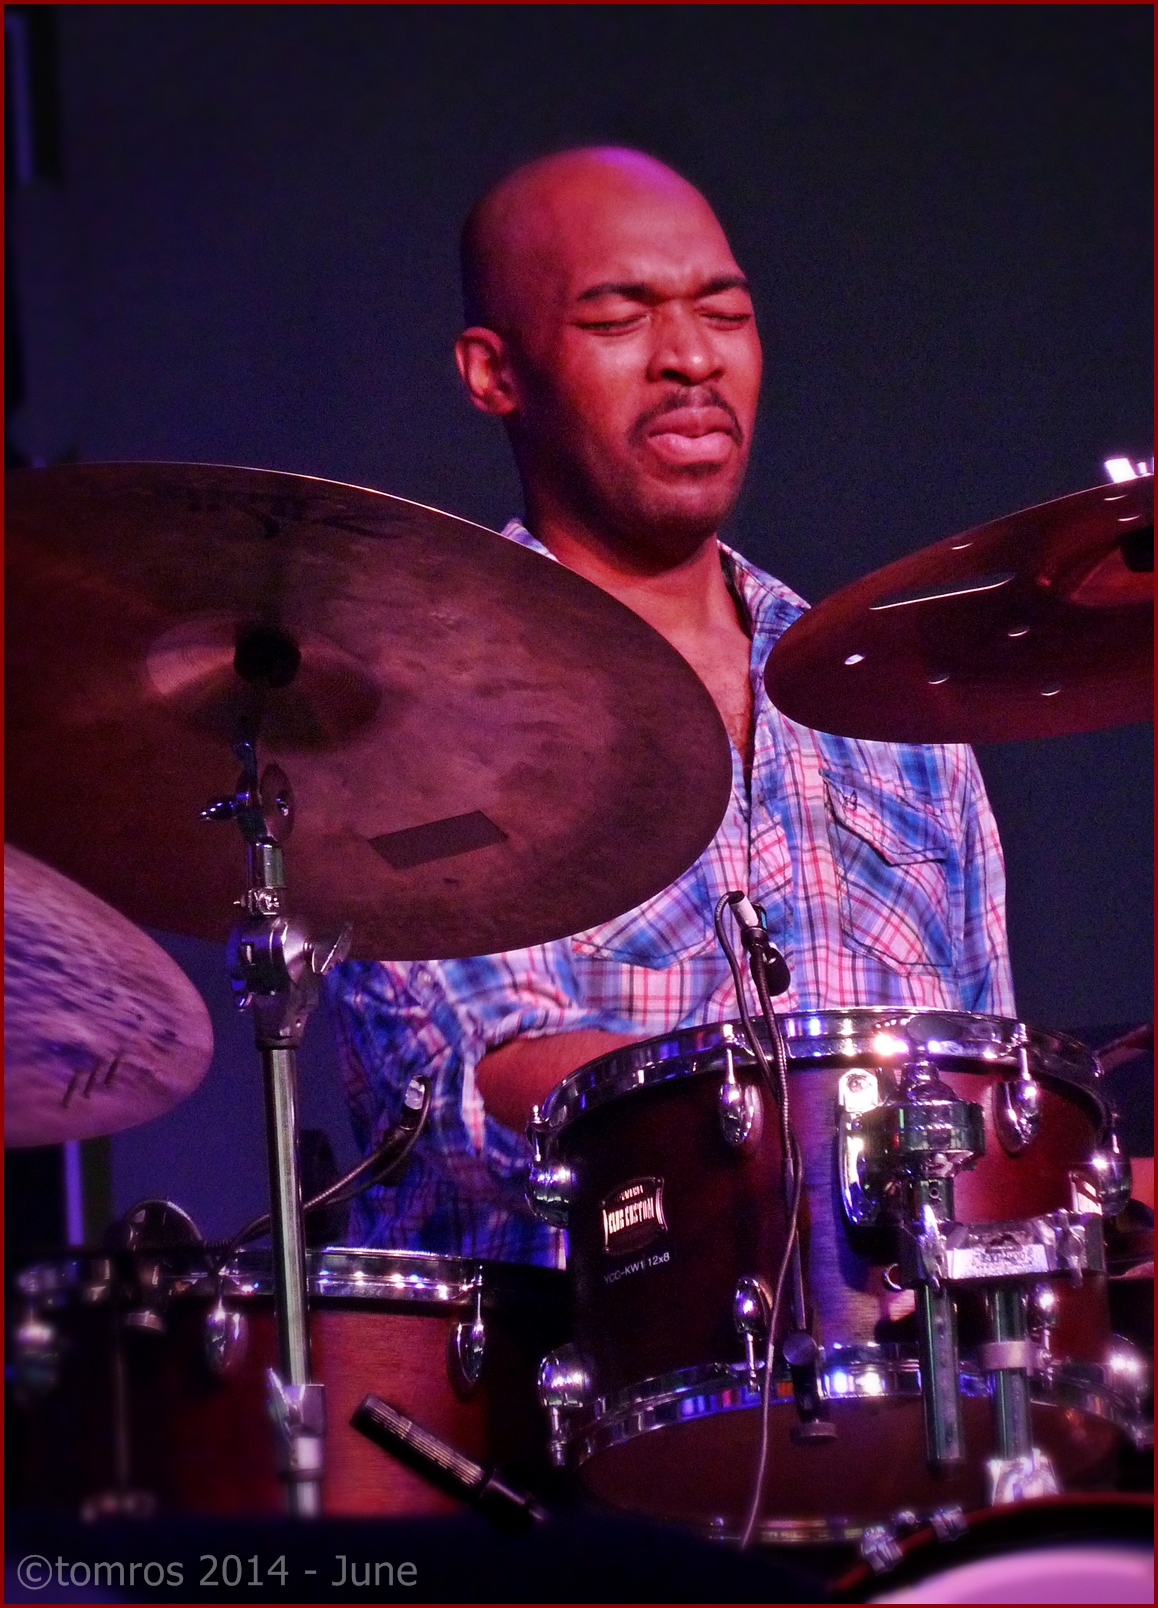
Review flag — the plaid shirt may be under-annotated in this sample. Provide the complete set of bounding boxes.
[325,521,1014,1265]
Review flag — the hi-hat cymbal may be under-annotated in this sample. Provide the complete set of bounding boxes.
[4,845,214,1147]
[5,463,732,960]
[764,477,1153,743]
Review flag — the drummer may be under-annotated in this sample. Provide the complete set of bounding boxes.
[325,146,1015,1264]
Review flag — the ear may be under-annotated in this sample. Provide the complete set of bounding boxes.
[455,326,520,417]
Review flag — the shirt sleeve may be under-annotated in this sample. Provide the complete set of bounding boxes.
[323,943,625,1203]
[955,747,1017,1016]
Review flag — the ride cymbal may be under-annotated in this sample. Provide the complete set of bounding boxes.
[5,463,732,960]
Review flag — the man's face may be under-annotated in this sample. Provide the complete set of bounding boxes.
[497,161,762,564]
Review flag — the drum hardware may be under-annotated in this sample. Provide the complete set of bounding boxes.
[447,1287,487,1397]
[733,1275,774,1380]
[1069,1137,1133,1218]
[855,1051,988,1473]
[203,1296,248,1379]
[718,1045,764,1151]
[859,1505,968,1575]
[524,1145,576,1228]
[204,729,354,1518]
[993,1026,1041,1155]
[351,1393,548,1531]
[538,1344,595,1468]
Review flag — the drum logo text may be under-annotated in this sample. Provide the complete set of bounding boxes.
[601,1177,667,1256]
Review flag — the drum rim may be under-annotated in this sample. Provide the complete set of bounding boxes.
[16,1243,563,1308]
[534,1010,1107,1140]
[557,1346,1147,1473]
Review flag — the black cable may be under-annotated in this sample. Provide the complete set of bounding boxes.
[211,1075,432,1270]
[714,893,809,1549]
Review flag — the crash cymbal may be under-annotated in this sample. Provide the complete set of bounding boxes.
[4,845,214,1147]
[5,463,731,960]
[764,477,1153,743]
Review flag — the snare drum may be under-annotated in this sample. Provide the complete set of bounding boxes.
[11,1246,565,1516]
[528,1010,1150,1541]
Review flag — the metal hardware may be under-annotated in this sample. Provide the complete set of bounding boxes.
[929,1505,968,1542]
[1070,1137,1132,1218]
[732,1275,773,1379]
[718,1046,763,1151]
[122,1307,166,1335]
[203,1299,248,1379]
[525,1160,576,1227]
[977,1338,1037,1371]
[861,1522,904,1574]
[447,1288,486,1397]
[995,1038,1042,1154]
[858,1056,985,1473]
[981,1284,1059,1505]
[986,1448,1059,1506]
[782,1328,837,1442]
[897,1210,1104,1288]
[1026,1281,1060,1347]
[538,1344,593,1467]
[837,1069,883,1227]
[266,1368,326,1487]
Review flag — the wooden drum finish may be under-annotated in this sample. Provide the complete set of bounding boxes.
[12,1248,566,1517]
[532,1011,1144,1540]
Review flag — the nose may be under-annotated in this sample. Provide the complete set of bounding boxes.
[646,303,724,386]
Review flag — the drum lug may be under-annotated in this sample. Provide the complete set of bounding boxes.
[837,1070,883,1228]
[994,1070,1042,1155]
[537,1344,592,1467]
[525,1160,575,1228]
[718,1047,763,1151]
[1070,1136,1132,1218]
[203,1297,248,1379]
[447,1289,486,1397]
[732,1274,774,1378]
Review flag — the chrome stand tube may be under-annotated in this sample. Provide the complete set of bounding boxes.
[204,731,350,1518]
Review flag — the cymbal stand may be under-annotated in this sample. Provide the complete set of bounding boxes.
[204,733,350,1516]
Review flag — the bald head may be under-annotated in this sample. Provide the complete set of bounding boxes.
[454,145,761,567]
[461,147,727,336]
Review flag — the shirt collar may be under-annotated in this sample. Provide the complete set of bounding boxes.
[498,517,807,647]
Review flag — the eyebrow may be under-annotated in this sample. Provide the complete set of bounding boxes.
[575,274,752,304]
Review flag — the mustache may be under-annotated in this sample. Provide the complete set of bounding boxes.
[629,387,744,447]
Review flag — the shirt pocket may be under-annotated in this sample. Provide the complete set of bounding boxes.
[822,771,956,975]
[569,857,718,969]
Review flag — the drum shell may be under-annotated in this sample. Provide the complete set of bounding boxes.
[540,1014,1134,1535]
[12,1252,566,1517]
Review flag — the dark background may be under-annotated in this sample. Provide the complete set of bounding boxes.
[6,5,1152,1239]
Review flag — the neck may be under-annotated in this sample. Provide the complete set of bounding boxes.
[524,503,734,641]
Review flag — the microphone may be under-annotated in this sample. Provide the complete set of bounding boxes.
[727,893,791,996]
